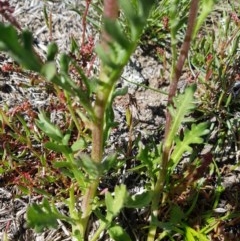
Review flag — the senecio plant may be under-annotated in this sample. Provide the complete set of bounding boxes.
[0,0,220,240]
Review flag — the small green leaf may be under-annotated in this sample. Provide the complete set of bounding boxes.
[33,187,51,197]
[126,107,132,128]
[41,62,57,81]
[136,141,162,173]
[53,161,72,169]
[170,205,185,224]
[184,225,209,241]
[22,31,34,51]
[118,0,142,40]
[118,0,136,21]
[16,114,31,136]
[119,0,154,40]
[53,162,74,179]
[43,5,49,28]
[36,111,63,142]
[59,53,70,73]
[193,0,216,38]
[44,142,71,154]
[62,131,71,145]
[104,18,131,49]
[104,103,117,144]
[47,42,58,61]
[105,192,114,219]
[71,62,92,95]
[105,185,128,220]
[70,36,79,53]
[102,153,117,172]
[126,190,153,208]
[95,44,119,68]
[76,153,101,178]
[108,225,132,241]
[88,77,100,94]
[18,185,31,195]
[53,161,86,186]
[103,87,128,146]
[231,34,240,56]
[72,168,87,188]
[50,74,93,117]
[71,138,87,152]
[113,86,128,99]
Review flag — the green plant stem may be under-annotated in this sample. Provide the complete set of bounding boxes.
[90,222,107,241]
[80,0,119,238]
[122,76,168,95]
[69,185,84,239]
[147,1,199,240]
[81,89,107,233]
[65,92,83,135]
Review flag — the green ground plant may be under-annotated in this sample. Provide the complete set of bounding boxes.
[0,0,240,240]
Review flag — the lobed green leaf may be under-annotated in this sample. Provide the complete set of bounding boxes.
[169,122,209,173]
[105,185,128,221]
[27,199,60,233]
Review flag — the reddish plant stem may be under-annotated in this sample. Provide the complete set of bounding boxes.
[91,0,119,163]
[103,0,119,18]
[164,0,199,142]
[162,0,199,214]
[162,0,199,200]
[81,0,92,50]
[0,1,21,30]
[101,0,119,49]
[148,1,199,240]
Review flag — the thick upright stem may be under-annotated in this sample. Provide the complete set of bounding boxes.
[147,1,199,240]
[101,0,119,45]
[80,0,119,238]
